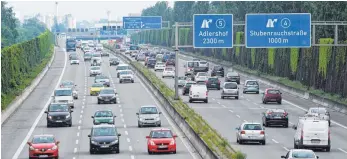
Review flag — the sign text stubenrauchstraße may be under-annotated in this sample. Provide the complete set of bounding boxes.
[199,31,229,37]
[249,30,308,37]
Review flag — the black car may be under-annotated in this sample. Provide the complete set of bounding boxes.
[97,89,117,104]
[182,81,196,95]
[88,125,121,154]
[45,103,73,127]
[109,57,120,66]
[225,72,240,84]
[211,66,224,77]
[262,109,289,127]
[165,58,175,66]
[206,77,221,90]
[147,59,156,68]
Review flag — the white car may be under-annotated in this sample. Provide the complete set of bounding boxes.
[154,62,165,71]
[83,47,91,53]
[119,70,134,83]
[53,88,75,108]
[189,84,208,103]
[194,72,209,82]
[70,56,79,65]
[96,44,103,51]
[89,66,101,76]
[91,57,101,66]
[116,64,131,78]
[281,149,318,159]
[162,67,175,78]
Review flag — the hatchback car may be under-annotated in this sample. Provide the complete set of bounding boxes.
[90,83,104,96]
[154,62,165,71]
[136,105,162,127]
[116,64,131,78]
[70,56,80,65]
[162,67,175,78]
[97,89,117,104]
[89,66,101,77]
[182,81,196,95]
[243,80,260,94]
[84,53,92,61]
[147,58,157,68]
[88,125,121,154]
[146,128,177,154]
[194,72,209,82]
[59,81,78,99]
[262,109,289,127]
[206,77,220,90]
[27,135,60,159]
[92,110,116,125]
[109,57,120,66]
[119,70,134,83]
[281,149,319,159]
[211,65,224,77]
[45,103,73,127]
[262,88,282,104]
[236,123,266,145]
[221,82,239,99]
[178,76,187,87]
[165,59,175,66]
[94,75,110,87]
[225,72,240,84]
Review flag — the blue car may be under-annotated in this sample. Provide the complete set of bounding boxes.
[243,80,260,94]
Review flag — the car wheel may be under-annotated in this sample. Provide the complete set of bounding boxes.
[158,123,161,127]
[173,150,176,154]
[236,138,239,143]
[162,76,164,78]
[256,91,259,94]
[138,123,142,128]
[221,96,224,99]
[132,80,134,83]
[243,91,246,94]
[235,96,239,100]
[329,121,331,127]
[263,100,267,104]
[89,149,95,154]
[294,142,298,149]
[261,140,266,145]
[326,146,331,152]
[172,76,174,78]
[119,80,122,83]
[115,148,120,153]
[239,139,243,144]
[148,149,152,154]
[47,122,51,128]
[237,81,240,84]
[97,100,100,104]
[69,123,72,127]
[205,99,208,103]
[265,122,268,127]
[217,87,220,90]
[189,99,192,103]
[278,100,282,104]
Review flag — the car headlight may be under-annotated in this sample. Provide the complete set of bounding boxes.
[69,100,73,103]
[108,119,114,123]
[51,145,58,150]
[139,118,144,121]
[110,139,118,144]
[111,96,116,99]
[155,117,160,120]
[48,116,52,119]
[29,146,35,150]
[66,114,70,118]
[91,140,98,145]
[169,140,175,145]
[150,140,156,146]
[98,96,103,99]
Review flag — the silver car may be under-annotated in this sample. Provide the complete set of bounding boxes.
[89,66,101,77]
[305,107,331,126]
[281,149,318,159]
[221,82,239,99]
[194,72,209,82]
[136,105,162,127]
[59,81,78,99]
[236,122,266,145]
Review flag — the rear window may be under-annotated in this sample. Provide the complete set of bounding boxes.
[227,72,239,77]
[187,62,199,67]
[309,108,327,114]
[291,151,315,158]
[165,68,173,71]
[214,66,222,70]
[267,90,280,94]
[224,83,238,89]
[198,72,207,76]
[200,61,207,64]
[243,124,262,130]
[246,81,258,85]
[208,78,218,81]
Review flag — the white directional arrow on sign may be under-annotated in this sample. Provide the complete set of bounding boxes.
[140,21,145,28]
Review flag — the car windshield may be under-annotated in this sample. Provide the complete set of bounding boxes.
[95,75,108,79]
[156,63,163,65]
[100,89,114,94]
[178,76,187,80]
[246,81,258,85]
[243,124,262,130]
[120,71,132,75]
[93,127,116,136]
[92,83,103,87]
[71,56,78,60]
[95,111,113,117]
[96,44,102,47]
[150,130,173,138]
[227,72,238,77]
[61,81,74,87]
[92,54,101,57]
[187,62,199,67]
[267,90,281,94]
[140,107,158,114]
[49,104,69,112]
[54,89,72,96]
[200,61,207,64]
[110,58,118,61]
[198,73,207,76]
[91,67,100,70]
[291,151,315,158]
[84,53,92,57]
[208,78,218,82]
[117,66,129,70]
[310,108,327,114]
[225,83,238,89]
[165,68,173,71]
[32,136,54,144]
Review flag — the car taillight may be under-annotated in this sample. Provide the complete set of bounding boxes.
[206,91,208,96]
[241,131,245,134]
[260,131,265,135]
[205,81,208,84]
[283,112,288,117]
[301,130,304,139]
[218,80,221,84]
[328,129,331,140]
[189,91,192,95]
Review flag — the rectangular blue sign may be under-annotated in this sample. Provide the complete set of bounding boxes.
[246,13,311,48]
[193,14,233,48]
[123,16,162,30]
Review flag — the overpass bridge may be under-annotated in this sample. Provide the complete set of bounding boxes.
[66,32,124,40]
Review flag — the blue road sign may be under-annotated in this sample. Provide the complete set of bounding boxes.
[193,14,233,48]
[246,13,311,48]
[123,16,162,30]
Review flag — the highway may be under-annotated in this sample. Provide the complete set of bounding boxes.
[123,47,347,159]
[1,38,200,159]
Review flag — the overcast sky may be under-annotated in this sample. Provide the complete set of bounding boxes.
[7,1,171,21]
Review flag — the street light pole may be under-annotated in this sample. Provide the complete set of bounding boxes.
[174,22,179,100]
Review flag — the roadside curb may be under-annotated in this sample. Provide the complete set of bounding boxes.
[1,46,57,124]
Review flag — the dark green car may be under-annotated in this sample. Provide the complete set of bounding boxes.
[182,81,196,95]
[206,77,221,90]
[91,110,116,125]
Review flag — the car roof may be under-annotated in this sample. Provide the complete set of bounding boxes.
[118,64,129,66]
[290,149,315,153]
[92,124,116,128]
[151,128,171,131]
[95,110,113,113]
[245,80,257,82]
[224,82,237,85]
[267,108,286,112]
[101,88,114,91]
[140,105,158,108]
[266,88,279,91]
[242,122,261,125]
[33,134,54,138]
[55,88,72,90]
[308,107,327,110]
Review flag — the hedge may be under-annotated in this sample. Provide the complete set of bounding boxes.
[1,30,54,110]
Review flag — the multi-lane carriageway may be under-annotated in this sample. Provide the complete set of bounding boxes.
[124,47,347,159]
[1,38,201,159]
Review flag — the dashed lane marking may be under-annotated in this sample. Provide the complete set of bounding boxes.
[74,148,77,153]
[221,105,226,108]
[236,115,241,118]
[78,126,81,130]
[77,132,79,137]
[283,147,289,151]
[131,155,135,159]
[124,124,127,128]
[272,139,279,144]
[78,120,81,124]
[229,110,234,113]
[125,131,128,136]
[338,148,347,154]
[129,146,133,151]
[127,138,131,142]
[75,140,79,144]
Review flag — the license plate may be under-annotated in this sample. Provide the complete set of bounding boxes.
[211,84,216,85]
[158,145,167,148]
[248,136,256,139]
[101,145,109,148]
[194,95,199,97]
[270,99,277,101]
[311,140,320,143]
[217,71,221,72]
[55,120,62,122]
[39,155,48,157]
[274,117,282,119]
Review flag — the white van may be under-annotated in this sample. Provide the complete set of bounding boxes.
[293,117,330,151]
[189,84,208,103]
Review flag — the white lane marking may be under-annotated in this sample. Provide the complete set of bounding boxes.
[127,138,131,142]
[75,140,79,144]
[283,147,289,151]
[338,148,347,154]
[245,98,250,101]
[272,139,279,144]
[82,102,85,105]
[121,118,124,122]
[289,121,294,125]
[120,109,122,112]
[82,105,85,109]
[73,157,76,159]
[259,105,265,108]
[283,99,347,130]
[83,98,86,101]
[125,131,128,135]
[81,110,83,114]
[74,148,77,153]
[221,105,226,108]
[77,132,79,137]
[253,102,258,105]
[229,110,234,113]
[243,120,248,122]
[78,126,81,130]
[120,114,123,117]
[131,155,135,159]
[217,102,221,104]
[79,120,81,124]
[124,124,127,128]
[119,105,121,107]
[236,115,241,118]
[129,146,133,151]
[212,98,215,100]
[80,115,82,118]
[12,48,67,159]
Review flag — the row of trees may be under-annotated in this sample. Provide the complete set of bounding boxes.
[2,2,48,47]
[133,1,347,100]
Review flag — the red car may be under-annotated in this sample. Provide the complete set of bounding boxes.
[27,135,60,159]
[146,128,177,154]
[262,88,282,104]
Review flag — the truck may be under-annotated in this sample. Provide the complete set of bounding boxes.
[66,38,76,52]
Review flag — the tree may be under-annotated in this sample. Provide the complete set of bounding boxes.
[1,2,19,46]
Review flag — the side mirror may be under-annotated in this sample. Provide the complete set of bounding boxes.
[159,112,162,114]
[136,113,139,115]
[292,125,297,130]
[235,127,239,130]
[56,141,60,145]
[91,116,94,118]
[173,135,177,138]
[114,115,117,118]
[70,106,74,109]
[118,133,121,136]
[27,141,32,146]
[316,156,319,159]
[88,135,91,137]
[281,156,286,158]
[146,136,150,139]
[70,110,73,113]
[280,92,282,94]
[44,111,48,113]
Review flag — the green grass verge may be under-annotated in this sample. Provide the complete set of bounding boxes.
[178,51,347,106]
[1,45,54,110]
[130,61,246,159]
